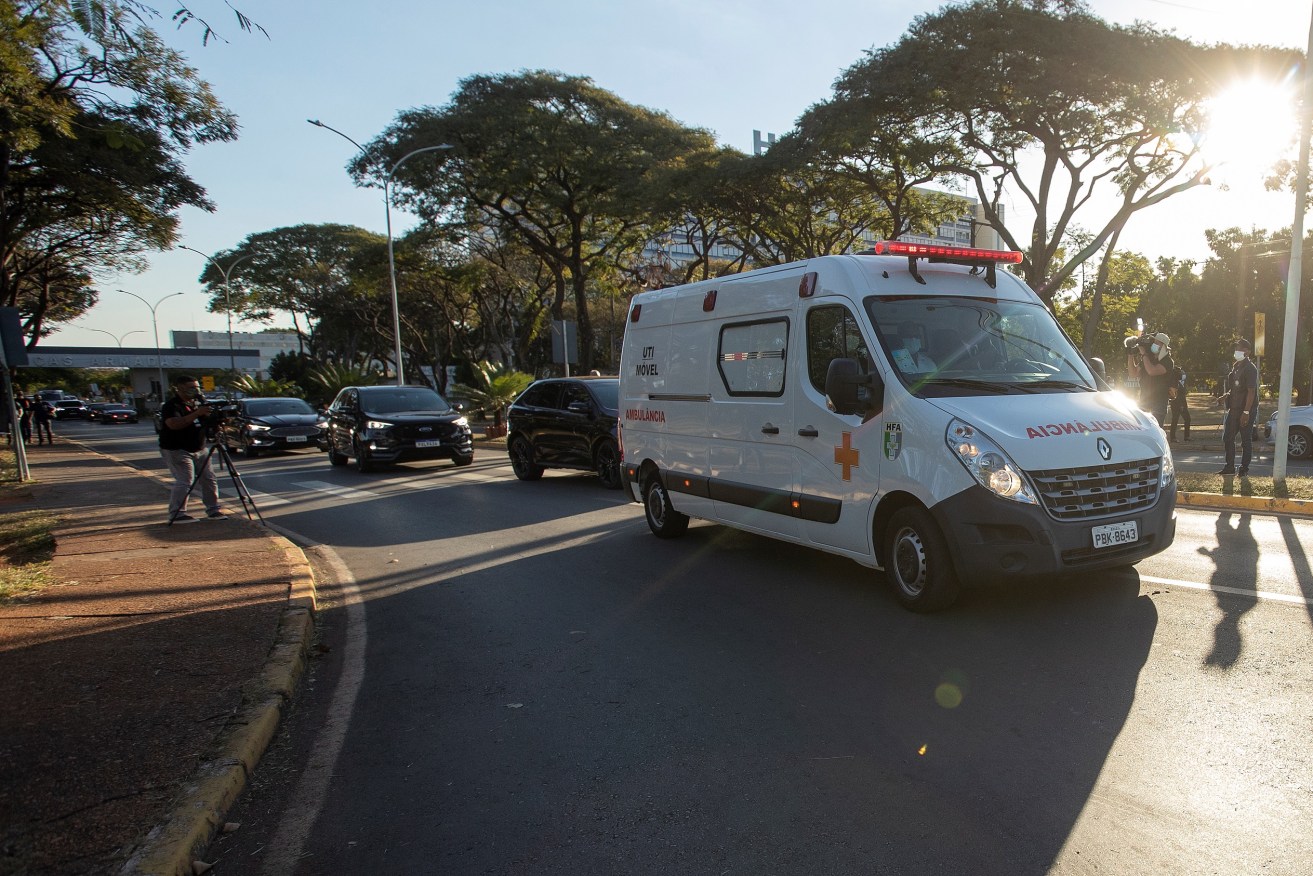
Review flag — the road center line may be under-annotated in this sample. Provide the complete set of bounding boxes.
[1139,574,1313,607]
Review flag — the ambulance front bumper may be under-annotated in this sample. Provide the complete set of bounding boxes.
[929,483,1177,585]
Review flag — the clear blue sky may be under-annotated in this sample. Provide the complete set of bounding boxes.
[50,0,1312,348]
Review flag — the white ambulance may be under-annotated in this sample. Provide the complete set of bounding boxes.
[618,241,1176,611]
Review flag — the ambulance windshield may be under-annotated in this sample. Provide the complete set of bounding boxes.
[868,296,1098,397]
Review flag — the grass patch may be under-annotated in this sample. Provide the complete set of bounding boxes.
[0,509,59,601]
[1177,471,1313,501]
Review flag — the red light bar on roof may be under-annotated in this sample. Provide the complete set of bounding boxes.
[870,240,1024,264]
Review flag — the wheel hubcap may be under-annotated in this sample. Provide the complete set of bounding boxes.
[893,527,927,597]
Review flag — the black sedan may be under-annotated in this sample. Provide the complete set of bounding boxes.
[48,399,89,420]
[96,405,140,424]
[219,397,324,458]
[322,385,473,472]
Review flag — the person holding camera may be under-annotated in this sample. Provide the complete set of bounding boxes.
[158,374,225,522]
[1216,338,1259,476]
[1125,330,1174,427]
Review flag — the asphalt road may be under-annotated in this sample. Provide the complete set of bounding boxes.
[61,422,1313,875]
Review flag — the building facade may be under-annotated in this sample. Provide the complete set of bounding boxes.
[171,330,301,377]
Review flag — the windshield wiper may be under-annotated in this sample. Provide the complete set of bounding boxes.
[923,377,1040,393]
[1024,379,1096,392]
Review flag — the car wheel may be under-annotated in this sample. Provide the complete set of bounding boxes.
[353,437,373,473]
[1289,426,1313,460]
[328,442,347,466]
[508,436,544,481]
[642,473,689,539]
[884,505,961,613]
[594,439,621,489]
[452,453,474,467]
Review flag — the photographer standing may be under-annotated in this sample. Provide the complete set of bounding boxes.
[1125,330,1174,427]
[159,374,225,522]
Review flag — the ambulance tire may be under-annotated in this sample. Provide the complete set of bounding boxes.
[643,474,689,539]
[884,506,961,613]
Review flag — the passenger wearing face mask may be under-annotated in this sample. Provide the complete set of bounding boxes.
[1126,330,1174,427]
[893,321,937,375]
[1216,338,1259,476]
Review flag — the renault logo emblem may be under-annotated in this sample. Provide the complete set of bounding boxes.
[1096,437,1112,460]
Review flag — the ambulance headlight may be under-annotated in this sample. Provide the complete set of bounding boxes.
[946,419,1037,504]
[1160,449,1175,488]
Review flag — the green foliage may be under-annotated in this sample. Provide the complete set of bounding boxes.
[450,360,533,427]
[1,0,238,343]
[231,373,300,398]
[306,361,382,405]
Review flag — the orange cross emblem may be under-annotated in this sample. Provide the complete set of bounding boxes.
[834,431,860,481]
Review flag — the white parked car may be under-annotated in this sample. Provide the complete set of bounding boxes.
[1264,406,1313,459]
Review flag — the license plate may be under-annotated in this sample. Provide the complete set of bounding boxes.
[415,439,442,448]
[285,435,307,443]
[1091,520,1138,549]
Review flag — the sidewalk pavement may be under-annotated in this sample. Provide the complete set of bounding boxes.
[0,431,1305,876]
[0,441,316,876]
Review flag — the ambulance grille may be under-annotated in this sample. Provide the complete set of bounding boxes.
[1028,457,1162,521]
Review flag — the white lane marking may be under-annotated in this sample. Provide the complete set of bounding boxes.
[259,545,367,876]
[217,487,289,507]
[1139,574,1313,607]
[290,480,379,500]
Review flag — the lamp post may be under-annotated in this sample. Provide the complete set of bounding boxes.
[121,290,184,400]
[178,245,251,375]
[82,328,146,348]
[308,119,452,386]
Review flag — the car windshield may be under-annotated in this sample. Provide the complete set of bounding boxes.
[587,380,619,411]
[866,295,1097,398]
[245,399,315,417]
[360,388,451,415]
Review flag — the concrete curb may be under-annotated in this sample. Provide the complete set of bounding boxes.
[53,440,319,876]
[1176,490,1313,516]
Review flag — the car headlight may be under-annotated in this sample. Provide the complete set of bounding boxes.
[453,416,469,430]
[1160,450,1175,488]
[245,423,271,432]
[365,420,393,431]
[946,418,1037,504]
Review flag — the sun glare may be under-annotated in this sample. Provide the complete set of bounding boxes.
[1203,79,1299,187]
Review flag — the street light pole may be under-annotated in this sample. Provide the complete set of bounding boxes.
[82,328,146,348]
[179,245,251,375]
[307,119,452,386]
[120,290,184,400]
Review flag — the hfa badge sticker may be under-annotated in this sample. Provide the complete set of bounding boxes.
[883,422,903,460]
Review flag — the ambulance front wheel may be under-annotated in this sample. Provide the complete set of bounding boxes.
[884,506,961,612]
[643,474,689,539]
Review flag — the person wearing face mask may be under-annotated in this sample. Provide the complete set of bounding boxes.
[1216,338,1259,476]
[1126,330,1174,427]
[893,321,937,375]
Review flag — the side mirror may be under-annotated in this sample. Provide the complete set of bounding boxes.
[825,358,884,417]
[1086,356,1111,391]
[566,400,592,416]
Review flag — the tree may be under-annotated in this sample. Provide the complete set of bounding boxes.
[1,0,237,343]
[816,0,1300,306]
[359,71,718,372]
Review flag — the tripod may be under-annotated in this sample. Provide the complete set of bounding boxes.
[168,438,264,525]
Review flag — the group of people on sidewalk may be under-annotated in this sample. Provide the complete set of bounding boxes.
[1127,332,1260,476]
[4,391,56,446]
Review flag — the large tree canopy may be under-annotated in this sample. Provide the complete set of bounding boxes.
[809,0,1300,306]
[0,0,237,343]
[357,70,717,371]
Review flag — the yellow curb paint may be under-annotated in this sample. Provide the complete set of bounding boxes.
[1176,490,1313,516]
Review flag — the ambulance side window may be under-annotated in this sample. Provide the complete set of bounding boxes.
[805,304,870,395]
[718,318,788,396]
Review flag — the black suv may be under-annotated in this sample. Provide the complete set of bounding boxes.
[323,385,473,472]
[506,377,621,489]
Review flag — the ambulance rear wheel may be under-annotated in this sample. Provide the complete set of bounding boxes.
[884,506,961,613]
[643,475,688,539]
